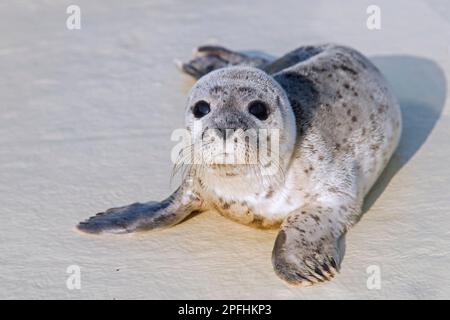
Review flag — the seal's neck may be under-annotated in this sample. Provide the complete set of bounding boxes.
[198,165,286,202]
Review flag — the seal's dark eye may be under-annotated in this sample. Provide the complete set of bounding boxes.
[193,100,211,118]
[248,100,269,121]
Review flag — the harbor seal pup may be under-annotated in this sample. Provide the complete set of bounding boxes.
[77,44,401,286]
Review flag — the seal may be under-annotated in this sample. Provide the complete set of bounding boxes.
[77,44,402,286]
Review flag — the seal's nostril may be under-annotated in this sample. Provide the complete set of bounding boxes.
[216,128,226,139]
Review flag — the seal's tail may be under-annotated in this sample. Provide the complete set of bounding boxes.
[176,45,270,79]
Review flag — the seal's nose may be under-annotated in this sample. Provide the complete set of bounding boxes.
[215,128,226,140]
[201,127,232,141]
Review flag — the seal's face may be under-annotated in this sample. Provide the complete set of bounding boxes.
[183,67,296,181]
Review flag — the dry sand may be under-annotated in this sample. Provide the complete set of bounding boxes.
[1,0,449,299]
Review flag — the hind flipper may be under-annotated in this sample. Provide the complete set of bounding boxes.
[77,186,202,234]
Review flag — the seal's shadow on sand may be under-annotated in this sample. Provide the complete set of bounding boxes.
[363,55,447,213]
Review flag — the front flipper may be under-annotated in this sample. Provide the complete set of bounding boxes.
[77,187,202,234]
[272,204,357,286]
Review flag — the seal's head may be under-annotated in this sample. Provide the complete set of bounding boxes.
[182,67,296,190]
